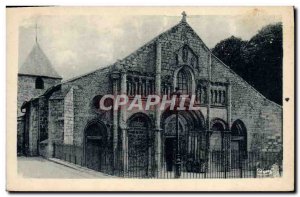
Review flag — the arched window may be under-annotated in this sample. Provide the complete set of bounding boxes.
[35,77,44,89]
[177,69,192,95]
[182,46,188,62]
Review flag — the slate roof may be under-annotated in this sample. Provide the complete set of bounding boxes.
[19,43,62,79]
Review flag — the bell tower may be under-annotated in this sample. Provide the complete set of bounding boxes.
[17,23,62,117]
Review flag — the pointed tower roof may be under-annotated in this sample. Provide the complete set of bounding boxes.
[19,43,62,79]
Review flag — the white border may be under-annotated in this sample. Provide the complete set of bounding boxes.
[1,1,298,196]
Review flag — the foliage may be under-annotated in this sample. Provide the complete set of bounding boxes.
[212,23,283,105]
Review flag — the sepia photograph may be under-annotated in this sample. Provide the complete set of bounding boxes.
[6,6,294,191]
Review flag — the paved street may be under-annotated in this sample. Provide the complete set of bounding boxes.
[18,157,113,178]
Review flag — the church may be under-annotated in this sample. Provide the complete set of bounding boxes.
[17,13,283,177]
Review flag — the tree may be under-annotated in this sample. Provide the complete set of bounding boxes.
[243,23,282,105]
[212,23,283,105]
[212,36,247,76]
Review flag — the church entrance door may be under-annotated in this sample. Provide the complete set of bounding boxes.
[165,137,176,171]
[84,121,107,172]
[127,114,153,177]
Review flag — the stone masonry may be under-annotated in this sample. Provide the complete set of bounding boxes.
[18,14,282,173]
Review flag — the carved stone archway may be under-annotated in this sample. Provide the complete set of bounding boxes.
[127,112,154,177]
[161,110,206,172]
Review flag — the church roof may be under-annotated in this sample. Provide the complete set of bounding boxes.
[61,13,211,84]
[19,43,62,79]
[21,12,280,109]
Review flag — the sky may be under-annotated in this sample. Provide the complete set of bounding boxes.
[19,14,281,80]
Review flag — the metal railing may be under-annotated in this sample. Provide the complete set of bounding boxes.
[53,143,84,166]
[52,143,282,179]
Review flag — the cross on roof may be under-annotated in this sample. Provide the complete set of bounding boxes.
[181,11,187,22]
[35,22,40,44]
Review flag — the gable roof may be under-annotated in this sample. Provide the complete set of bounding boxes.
[21,16,281,109]
[118,20,210,66]
[58,20,208,84]
[19,43,62,79]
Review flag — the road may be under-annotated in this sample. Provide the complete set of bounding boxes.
[18,157,112,178]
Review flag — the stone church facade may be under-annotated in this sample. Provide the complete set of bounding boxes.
[17,14,282,175]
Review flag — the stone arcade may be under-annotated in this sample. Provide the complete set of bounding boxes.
[17,13,283,177]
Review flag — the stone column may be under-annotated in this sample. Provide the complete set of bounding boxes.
[155,41,162,172]
[135,79,138,95]
[226,81,232,171]
[139,77,143,97]
[120,70,128,174]
[226,81,232,128]
[196,87,199,103]
[145,79,149,96]
[127,78,130,96]
[111,73,120,170]
[205,53,212,174]
[167,84,170,97]
[143,80,147,96]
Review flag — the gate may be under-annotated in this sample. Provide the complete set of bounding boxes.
[85,137,102,171]
[84,121,113,173]
[127,113,154,177]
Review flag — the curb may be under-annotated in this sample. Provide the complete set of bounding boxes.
[47,158,115,178]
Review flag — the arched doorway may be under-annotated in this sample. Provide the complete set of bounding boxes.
[161,110,205,173]
[163,114,186,172]
[210,119,227,172]
[210,122,225,150]
[231,120,247,169]
[127,113,153,177]
[84,121,108,171]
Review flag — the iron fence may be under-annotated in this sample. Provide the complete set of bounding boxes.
[53,143,84,166]
[52,143,282,179]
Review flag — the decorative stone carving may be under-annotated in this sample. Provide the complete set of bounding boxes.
[175,44,199,68]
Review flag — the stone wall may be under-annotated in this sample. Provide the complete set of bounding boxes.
[30,19,283,159]
[17,75,61,117]
[17,116,25,155]
[27,100,39,156]
[118,22,210,85]
[57,67,112,147]
[123,42,156,74]
[118,20,282,153]
[38,96,49,142]
[47,98,64,157]
[159,22,209,81]
[20,95,51,156]
[63,87,74,144]
[39,141,48,158]
[211,56,282,151]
